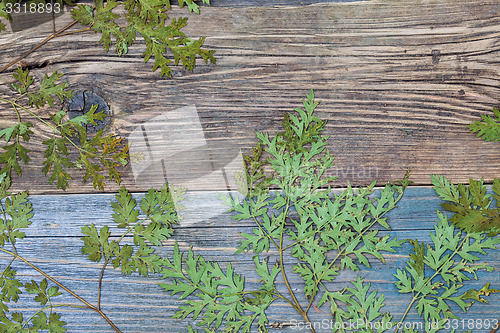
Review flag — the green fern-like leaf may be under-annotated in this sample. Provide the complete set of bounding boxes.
[159,243,275,332]
[394,211,500,325]
[431,175,500,236]
[27,71,73,108]
[1,68,129,190]
[81,184,181,276]
[71,0,215,77]
[468,107,500,142]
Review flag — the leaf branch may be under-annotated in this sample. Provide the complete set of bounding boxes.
[0,247,122,332]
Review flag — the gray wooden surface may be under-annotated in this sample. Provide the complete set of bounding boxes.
[0,0,499,194]
[1,0,500,332]
[1,187,499,332]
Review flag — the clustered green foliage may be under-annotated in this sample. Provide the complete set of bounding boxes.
[0,0,216,77]
[0,90,499,333]
[71,0,215,77]
[157,92,500,333]
[394,210,500,331]
[432,175,500,236]
[0,169,184,331]
[0,173,68,332]
[81,184,184,276]
[468,107,500,143]
[0,67,129,190]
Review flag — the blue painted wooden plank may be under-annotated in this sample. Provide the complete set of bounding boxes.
[1,186,499,332]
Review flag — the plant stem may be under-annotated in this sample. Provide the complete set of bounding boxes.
[21,303,90,329]
[57,26,92,37]
[98,257,110,310]
[278,199,316,333]
[393,235,470,333]
[0,98,100,160]
[0,247,122,333]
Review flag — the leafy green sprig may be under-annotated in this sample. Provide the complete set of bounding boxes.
[0,173,72,332]
[81,184,184,277]
[0,169,184,332]
[0,0,215,77]
[158,91,412,332]
[432,175,500,236]
[70,0,215,77]
[394,210,500,332]
[0,87,498,332]
[468,107,500,143]
[398,105,500,331]
[0,67,129,190]
[158,92,500,333]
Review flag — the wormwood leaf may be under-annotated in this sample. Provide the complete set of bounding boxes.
[81,224,114,262]
[139,186,181,225]
[0,121,33,179]
[0,267,23,314]
[327,277,392,333]
[160,243,274,332]
[27,311,67,332]
[239,141,273,198]
[0,312,24,332]
[0,123,33,144]
[345,277,389,323]
[0,190,33,246]
[253,256,279,293]
[0,142,31,177]
[27,71,73,108]
[11,67,34,94]
[432,175,500,236]
[81,184,179,277]
[71,0,122,53]
[25,278,61,306]
[179,0,210,14]
[395,210,500,325]
[111,186,140,228]
[42,137,74,190]
[76,129,130,190]
[72,0,215,77]
[460,283,500,303]
[408,239,425,276]
[31,311,49,330]
[468,107,500,142]
[47,313,67,333]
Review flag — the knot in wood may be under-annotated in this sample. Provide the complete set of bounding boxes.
[67,91,111,132]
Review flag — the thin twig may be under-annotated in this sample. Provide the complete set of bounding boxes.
[0,247,122,333]
[98,258,110,310]
[0,20,78,73]
[278,199,316,333]
[57,26,92,37]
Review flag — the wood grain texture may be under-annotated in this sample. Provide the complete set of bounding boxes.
[0,0,499,194]
[2,187,500,332]
[2,2,500,332]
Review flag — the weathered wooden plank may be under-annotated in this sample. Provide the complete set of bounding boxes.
[2,187,500,332]
[0,0,499,194]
